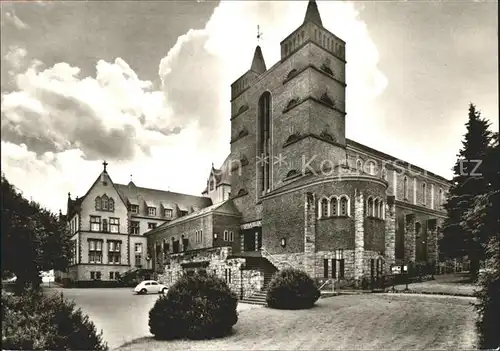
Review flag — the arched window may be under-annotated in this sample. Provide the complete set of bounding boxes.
[321,198,329,218]
[95,196,101,210]
[340,197,348,216]
[438,188,443,206]
[379,201,385,219]
[422,182,427,205]
[330,197,338,216]
[415,222,421,235]
[403,176,409,199]
[374,198,379,217]
[258,92,272,194]
[367,197,374,217]
[109,198,114,211]
[102,195,109,210]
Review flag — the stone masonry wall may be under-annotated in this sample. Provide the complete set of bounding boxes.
[354,189,364,280]
[157,246,264,299]
[404,213,416,262]
[384,196,396,272]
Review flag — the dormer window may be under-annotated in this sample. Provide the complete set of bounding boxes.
[180,210,188,217]
[164,209,173,218]
[148,207,156,216]
[130,205,139,214]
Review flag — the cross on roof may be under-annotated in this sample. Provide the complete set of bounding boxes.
[102,160,108,172]
[257,25,263,44]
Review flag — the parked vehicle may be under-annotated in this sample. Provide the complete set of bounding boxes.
[133,280,168,295]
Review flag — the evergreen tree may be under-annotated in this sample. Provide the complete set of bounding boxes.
[439,104,492,280]
[1,175,72,293]
[466,134,499,348]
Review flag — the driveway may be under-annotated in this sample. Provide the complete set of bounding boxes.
[44,287,262,349]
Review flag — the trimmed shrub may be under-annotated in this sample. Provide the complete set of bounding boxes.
[266,268,320,309]
[149,271,238,340]
[2,289,108,350]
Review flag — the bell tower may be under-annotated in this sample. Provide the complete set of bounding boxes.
[228,0,348,220]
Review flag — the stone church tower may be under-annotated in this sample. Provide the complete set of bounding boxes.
[230,0,347,218]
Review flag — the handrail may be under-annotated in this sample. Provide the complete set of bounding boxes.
[260,247,298,270]
[319,278,335,292]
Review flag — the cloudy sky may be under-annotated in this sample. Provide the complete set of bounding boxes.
[1,0,498,214]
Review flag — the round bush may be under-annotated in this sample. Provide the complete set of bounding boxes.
[266,268,320,309]
[149,271,238,340]
[1,289,107,350]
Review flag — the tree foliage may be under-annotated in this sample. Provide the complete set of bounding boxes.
[1,175,72,292]
[266,268,320,310]
[439,104,493,278]
[467,134,500,348]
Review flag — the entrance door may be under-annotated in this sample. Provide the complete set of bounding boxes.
[242,227,262,252]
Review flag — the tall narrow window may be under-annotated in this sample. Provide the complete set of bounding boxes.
[321,198,328,218]
[403,176,409,199]
[330,197,338,216]
[422,182,427,205]
[374,199,379,217]
[340,197,348,216]
[438,188,443,207]
[258,92,271,194]
[367,197,374,217]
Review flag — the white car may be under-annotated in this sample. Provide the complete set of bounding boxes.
[133,280,168,295]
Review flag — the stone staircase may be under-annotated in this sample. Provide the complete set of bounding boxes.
[239,256,277,306]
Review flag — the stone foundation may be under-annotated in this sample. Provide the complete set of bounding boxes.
[157,246,264,299]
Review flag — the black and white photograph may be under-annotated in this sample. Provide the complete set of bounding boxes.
[1,0,498,350]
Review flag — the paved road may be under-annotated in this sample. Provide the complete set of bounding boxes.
[44,287,262,349]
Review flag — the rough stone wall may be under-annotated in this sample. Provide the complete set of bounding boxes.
[404,213,416,262]
[426,218,438,265]
[354,189,364,280]
[304,192,316,277]
[157,246,264,299]
[384,196,396,271]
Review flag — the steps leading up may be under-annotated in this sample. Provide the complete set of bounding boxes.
[240,290,268,306]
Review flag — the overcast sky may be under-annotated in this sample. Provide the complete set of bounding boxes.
[1,0,498,214]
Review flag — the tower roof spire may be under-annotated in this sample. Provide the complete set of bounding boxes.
[303,0,323,26]
[250,27,267,74]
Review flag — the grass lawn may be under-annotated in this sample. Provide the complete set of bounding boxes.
[117,293,477,351]
[393,272,477,296]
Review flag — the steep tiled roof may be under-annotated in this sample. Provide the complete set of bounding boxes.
[202,155,232,194]
[250,46,267,74]
[145,199,241,236]
[303,0,323,26]
[114,182,212,213]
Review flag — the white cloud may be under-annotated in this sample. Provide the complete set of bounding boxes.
[1,0,388,213]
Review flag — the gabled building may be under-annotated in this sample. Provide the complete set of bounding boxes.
[63,1,451,296]
[146,0,451,298]
[63,162,211,282]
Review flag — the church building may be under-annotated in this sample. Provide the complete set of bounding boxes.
[64,1,450,297]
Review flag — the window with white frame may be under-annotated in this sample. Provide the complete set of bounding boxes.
[223,230,229,241]
[88,239,102,263]
[403,176,409,199]
[229,231,234,242]
[367,197,374,217]
[130,205,139,213]
[379,200,385,219]
[422,182,427,205]
[109,217,119,233]
[330,197,338,216]
[164,209,173,218]
[321,198,328,218]
[130,221,139,235]
[90,216,101,232]
[148,222,157,229]
[148,207,157,216]
[438,188,443,207]
[108,240,121,264]
[340,196,348,216]
[374,198,379,217]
